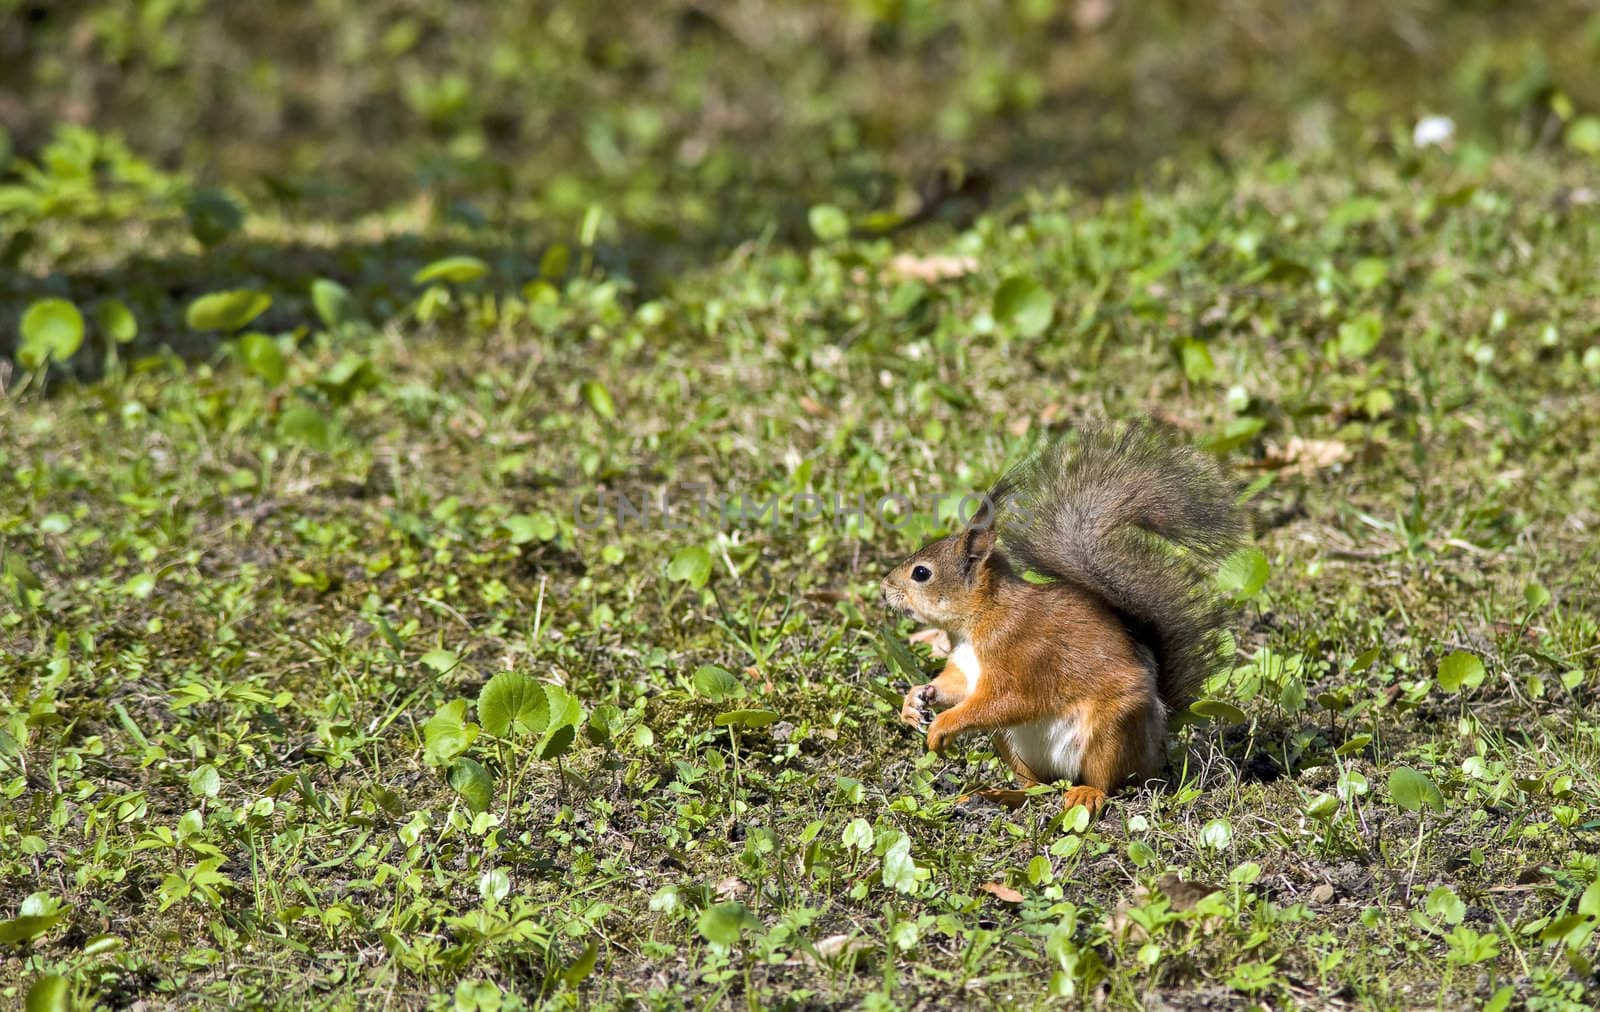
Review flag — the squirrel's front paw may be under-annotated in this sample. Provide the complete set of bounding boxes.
[926,711,957,753]
[900,684,935,728]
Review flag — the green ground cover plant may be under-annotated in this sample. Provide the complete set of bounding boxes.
[2,2,1599,1008]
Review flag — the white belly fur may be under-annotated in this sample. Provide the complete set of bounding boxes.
[948,641,981,696]
[998,715,1089,783]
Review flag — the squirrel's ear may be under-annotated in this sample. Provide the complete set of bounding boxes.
[960,524,995,583]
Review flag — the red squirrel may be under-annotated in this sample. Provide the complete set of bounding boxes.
[881,420,1244,815]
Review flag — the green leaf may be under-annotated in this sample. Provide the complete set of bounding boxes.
[1198,818,1233,849]
[18,298,85,368]
[534,684,584,760]
[713,709,779,728]
[876,624,927,684]
[479,867,510,904]
[1350,258,1389,290]
[95,299,138,345]
[0,894,68,944]
[992,275,1054,337]
[446,757,493,814]
[420,649,458,673]
[807,204,850,242]
[1436,650,1485,693]
[1176,338,1215,383]
[585,703,621,747]
[412,255,488,285]
[1216,547,1270,599]
[581,380,616,419]
[842,818,874,852]
[188,764,220,798]
[696,901,758,946]
[1389,766,1445,813]
[1337,312,1382,359]
[1523,581,1551,610]
[1566,116,1600,155]
[1189,699,1248,724]
[502,513,558,545]
[667,545,713,589]
[1203,416,1267,454]
[24,974,70,1012]
[422,699,476,766]
[237,332,286,385]
[563,938,599,987]
[316,354,379,401]
[185,188,245,248]
[0,915,67,944]
[186,290,271,332]
[478,671,549,739]
[278,403,333,451]
[1425,886,1466,926]
[540,243,571,280]
[881,833,918,893]
[691,665,743,702]
[310,278,359,329]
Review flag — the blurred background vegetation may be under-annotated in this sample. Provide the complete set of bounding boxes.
[3,0,1599,285]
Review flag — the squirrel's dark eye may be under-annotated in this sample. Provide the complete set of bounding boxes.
[911,565,932,583]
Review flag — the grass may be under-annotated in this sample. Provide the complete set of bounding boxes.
[4,2,1600,1009]
[4,149,1599,1009]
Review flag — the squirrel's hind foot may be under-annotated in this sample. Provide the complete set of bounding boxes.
[1062,785,1107,817]
[954,787,1032,810]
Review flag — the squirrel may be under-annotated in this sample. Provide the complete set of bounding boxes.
[880,419,1244,815]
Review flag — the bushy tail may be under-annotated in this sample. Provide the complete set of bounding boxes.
[988,419,1245,709]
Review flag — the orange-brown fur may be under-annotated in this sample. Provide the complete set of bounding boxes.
[883,526,1164,814]
[882,421,1244,816]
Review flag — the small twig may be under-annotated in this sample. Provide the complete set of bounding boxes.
[532,574,547,643]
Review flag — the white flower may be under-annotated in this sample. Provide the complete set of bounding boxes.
[1413,115,1455,149]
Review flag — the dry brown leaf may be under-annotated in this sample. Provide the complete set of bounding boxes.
[714,876,748,901]
[1073,0,1115,32]
[1007,416,1032,438]
[798,395,832,418]
[1154,872,1221,911]
[1250,436,1350,475]
[885,253,978,283]
[980,882,1024,904]
[908,627,952,658]
[814,934,864,959]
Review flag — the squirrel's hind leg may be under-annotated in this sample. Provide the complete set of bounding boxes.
[953,735,1045,810]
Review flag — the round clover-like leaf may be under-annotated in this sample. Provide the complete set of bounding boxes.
[94,299,138,345]
[446,757,493,814]
[713,708,779,728]
[1436,650,1485,693]
[237,332,286,385]
[534,684,584,760]
[1389,766,1445,813]
[1216,546,1270,599]
[692,665,742,702]
[311,278,359,329]
[992,275,1055,337]
[412,255,488,285]
[807,204,849,242]
[18,298,84,368]
[478,671,549,739]
[1190,699,1247,724]
[697,901,758,946]
[667,545,713,589]
[186,289,271,332]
